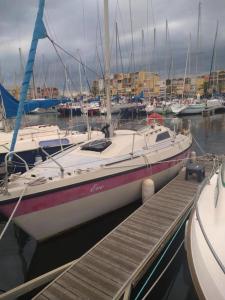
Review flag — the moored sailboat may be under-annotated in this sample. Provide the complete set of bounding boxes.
[0,125,103,173]
[0,0,192,241]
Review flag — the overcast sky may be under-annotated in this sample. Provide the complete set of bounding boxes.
[0,0,225,91]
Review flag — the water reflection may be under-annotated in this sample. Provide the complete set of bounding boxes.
[0,220,36,292]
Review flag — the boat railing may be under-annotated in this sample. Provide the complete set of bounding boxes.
[194,156,225,276]
[0,143,10,149]
[214,159,225,206]
[40,147,64,178]
[221,160,225,188]
[3,151,29,195]
[61,135,189,172]
[193,156,220,208]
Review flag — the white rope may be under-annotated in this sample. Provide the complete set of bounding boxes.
[192,134,205,154]
[0,184,28,240]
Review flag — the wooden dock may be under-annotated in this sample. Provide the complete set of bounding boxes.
[34,159,214,300]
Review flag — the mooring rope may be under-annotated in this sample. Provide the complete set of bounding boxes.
[0,185,28,240]
[192,134,205,154]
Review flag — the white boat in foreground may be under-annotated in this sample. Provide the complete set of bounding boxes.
[186,160,225,300]
[0,0,191,242]
[0,123,192,240]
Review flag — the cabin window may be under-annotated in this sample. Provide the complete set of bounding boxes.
[39,138,69,148]
[81,139,112,152]
[156,131,170,142]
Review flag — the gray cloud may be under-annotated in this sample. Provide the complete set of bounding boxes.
[0,0,225,91]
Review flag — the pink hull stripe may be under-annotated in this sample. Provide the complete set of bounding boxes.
[0,150,189,217]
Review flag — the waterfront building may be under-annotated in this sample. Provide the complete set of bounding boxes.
[92,71,160,98]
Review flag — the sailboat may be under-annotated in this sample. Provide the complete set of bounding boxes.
[185,160,225,299]
[0,7,103,173]
[0,0,192,241]
[0,124,103,173]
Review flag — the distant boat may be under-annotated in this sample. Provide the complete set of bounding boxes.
[146,100,172,115]
[186,160,225,299]
[57,103,82,116]
[171,99,224,115]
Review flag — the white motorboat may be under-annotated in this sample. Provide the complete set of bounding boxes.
[171,103,188,115]
[145,104,155,114]
[186,159,225,300]
[0,123,192,240]
[171,99,224,115]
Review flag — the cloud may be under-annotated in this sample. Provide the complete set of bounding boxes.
[0,0,225,90]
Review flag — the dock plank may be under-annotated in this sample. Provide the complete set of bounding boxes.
[93,245,138,272]
[81,254,129,283]
[34,160,213,300]
[43,282,80,300]
[58,272,111,300]
[69,263,120,297]
[101,237,146,264]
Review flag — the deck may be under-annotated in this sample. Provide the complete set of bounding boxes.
[34,159,214,300]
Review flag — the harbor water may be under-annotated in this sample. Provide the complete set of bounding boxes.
[0,112,225,299]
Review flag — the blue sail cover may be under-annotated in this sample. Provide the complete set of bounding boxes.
[131,90,145,102]
[0,83,70,118]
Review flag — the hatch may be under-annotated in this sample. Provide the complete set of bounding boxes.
[81,139,112,152]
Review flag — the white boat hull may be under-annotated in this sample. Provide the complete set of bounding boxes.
[0,126,192,241]
[186,171,225,300]
[14,161,183,241]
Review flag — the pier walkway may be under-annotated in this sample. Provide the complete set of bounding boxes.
[34,159,214,300]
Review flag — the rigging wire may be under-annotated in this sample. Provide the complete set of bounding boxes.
[77,51,91,92]
[47,35,100,78]
[116,1,131,73]
[117,24,124,73]
[49,38,76,97]
[43,9,101,90]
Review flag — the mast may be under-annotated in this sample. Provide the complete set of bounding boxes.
[19,48,24,77]
[82,0,87,92]
[170,56,174,101]
[153,27,156,72]
[115,22,118,74]
[10,0,47,153]
[196,1,201,74]
[104,0,112,136]
[208,21,219,97]
[182,34,191,100]
[129,0,135,72]
[116,23,124,73]
[165,20,168,100]
[141,29,145,71]
[78,50,83,95]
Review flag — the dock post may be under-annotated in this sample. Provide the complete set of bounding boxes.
[123,284,132,300]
